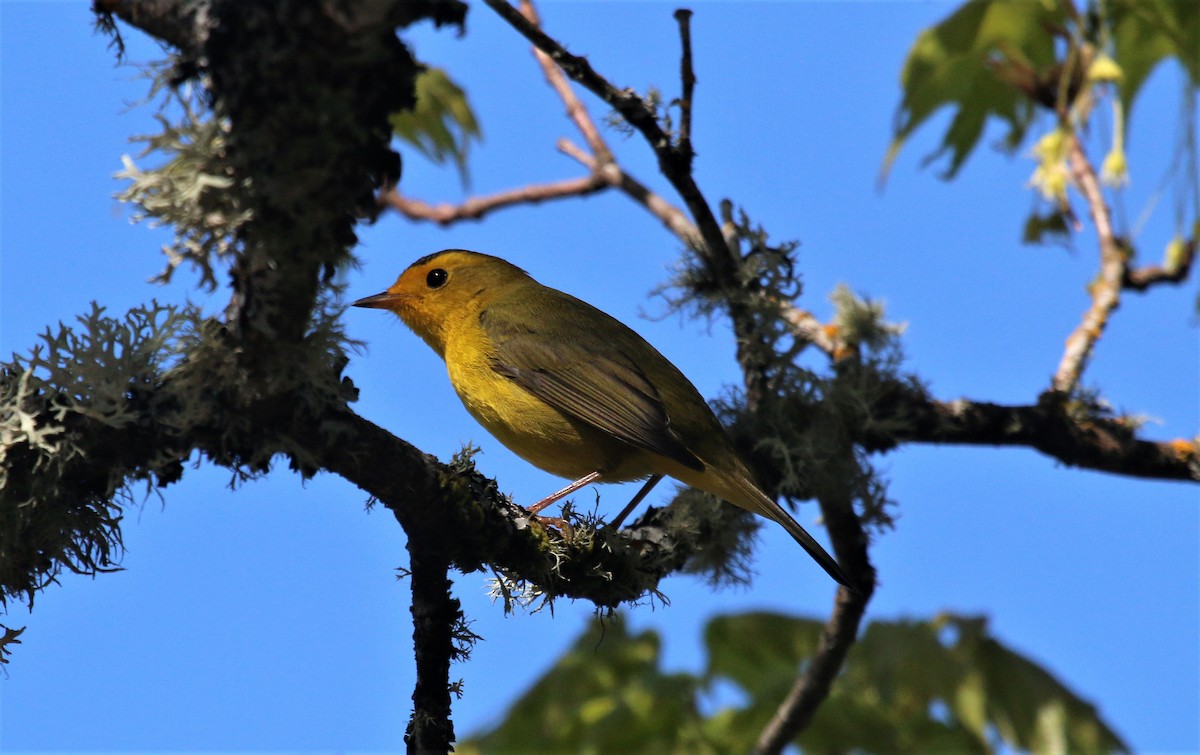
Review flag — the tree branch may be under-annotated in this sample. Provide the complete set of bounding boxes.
[754,587,871,753]
[483,0,732,279]
[673,9,696,163]
[754,386,877,752]
[405,538,457,753]
[869,386,1200,482]
[557,138,703,247]
[1053,137,1126,394]
[93,0,207,55]
[518,0,612,163]
[1123,236,1196,290]
[380,176,608,225]
[778,302,845,361]
[380,0,708,251]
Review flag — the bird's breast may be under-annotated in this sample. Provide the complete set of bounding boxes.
[444,343,648,482]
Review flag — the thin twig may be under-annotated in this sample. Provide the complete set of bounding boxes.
[779,302,841,359]
[557,138,703,247]
[1053,137,1126,393]
[519,0,613,163]
[483,0,731,276]
[1123,237,1195,290]
[673,9,695,163]
[380,176,608,224]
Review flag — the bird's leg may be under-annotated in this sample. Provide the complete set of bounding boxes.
[605,474,663,530]
[527,470,602,515]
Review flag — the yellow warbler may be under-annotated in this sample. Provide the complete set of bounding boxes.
[354,250,853,589]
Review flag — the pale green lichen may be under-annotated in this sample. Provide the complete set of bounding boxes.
[0,302,194,606]
[115,86,250,290]
[829,284,907,352]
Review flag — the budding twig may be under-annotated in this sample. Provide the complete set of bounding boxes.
[1052,136,1126,394]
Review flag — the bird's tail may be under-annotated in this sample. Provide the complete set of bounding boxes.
[724,471,857,592]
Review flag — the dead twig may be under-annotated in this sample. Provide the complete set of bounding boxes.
[673,9,696,164]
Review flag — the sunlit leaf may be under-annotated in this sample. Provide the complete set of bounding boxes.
[463,611,1128,753]
[1110,0,1199,126]
[390,66,482,184]
[703,612,824,699]
[884,0,1066,181]
[457,615,710,754]
[887,0,1198,182]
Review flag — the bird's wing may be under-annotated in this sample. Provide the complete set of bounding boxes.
[480,304,704,472]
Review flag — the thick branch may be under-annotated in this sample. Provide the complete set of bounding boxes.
[405,539,457,754]
[303,404,704,605]
[871,388,1199,482]
[93,0,207,54]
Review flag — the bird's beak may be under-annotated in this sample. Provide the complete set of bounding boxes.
[352,291,405,309]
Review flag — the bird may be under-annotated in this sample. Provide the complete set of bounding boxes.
[353,249,854,590]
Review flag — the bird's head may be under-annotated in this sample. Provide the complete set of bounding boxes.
[353,249,531,356]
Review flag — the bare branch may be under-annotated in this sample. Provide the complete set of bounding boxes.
[754,587,872,753]
[518,0,612,163]
[673,9,696,161]
[558,138,703,247]
[483,0,731,277]
[1124,237,1196,290]
[1053,137,1126,394]
[869,389,1200,482]
[515,0,703,248]
[778,302,842,360]
[380,176,608,225]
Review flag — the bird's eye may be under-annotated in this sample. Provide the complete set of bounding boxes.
[426,269,448,289]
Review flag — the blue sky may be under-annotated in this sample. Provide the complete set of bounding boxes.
[1,1,1197,752]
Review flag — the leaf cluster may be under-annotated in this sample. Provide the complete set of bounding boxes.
[460,611,1128,754]
[885,0,1198,180]
[390,66,482,185]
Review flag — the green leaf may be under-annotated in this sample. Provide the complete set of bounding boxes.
[703,612,824,699]
[390,66,481,184]
[1023,208,1072,245]
[951,615,1128,753]
[463,611,1128,754]
[884,0,1067,181]
[887,0,1198,182]
[457,615,710,754]
[1110,0,1200,124]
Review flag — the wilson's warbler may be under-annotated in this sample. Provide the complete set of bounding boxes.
[354,250,853,589]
